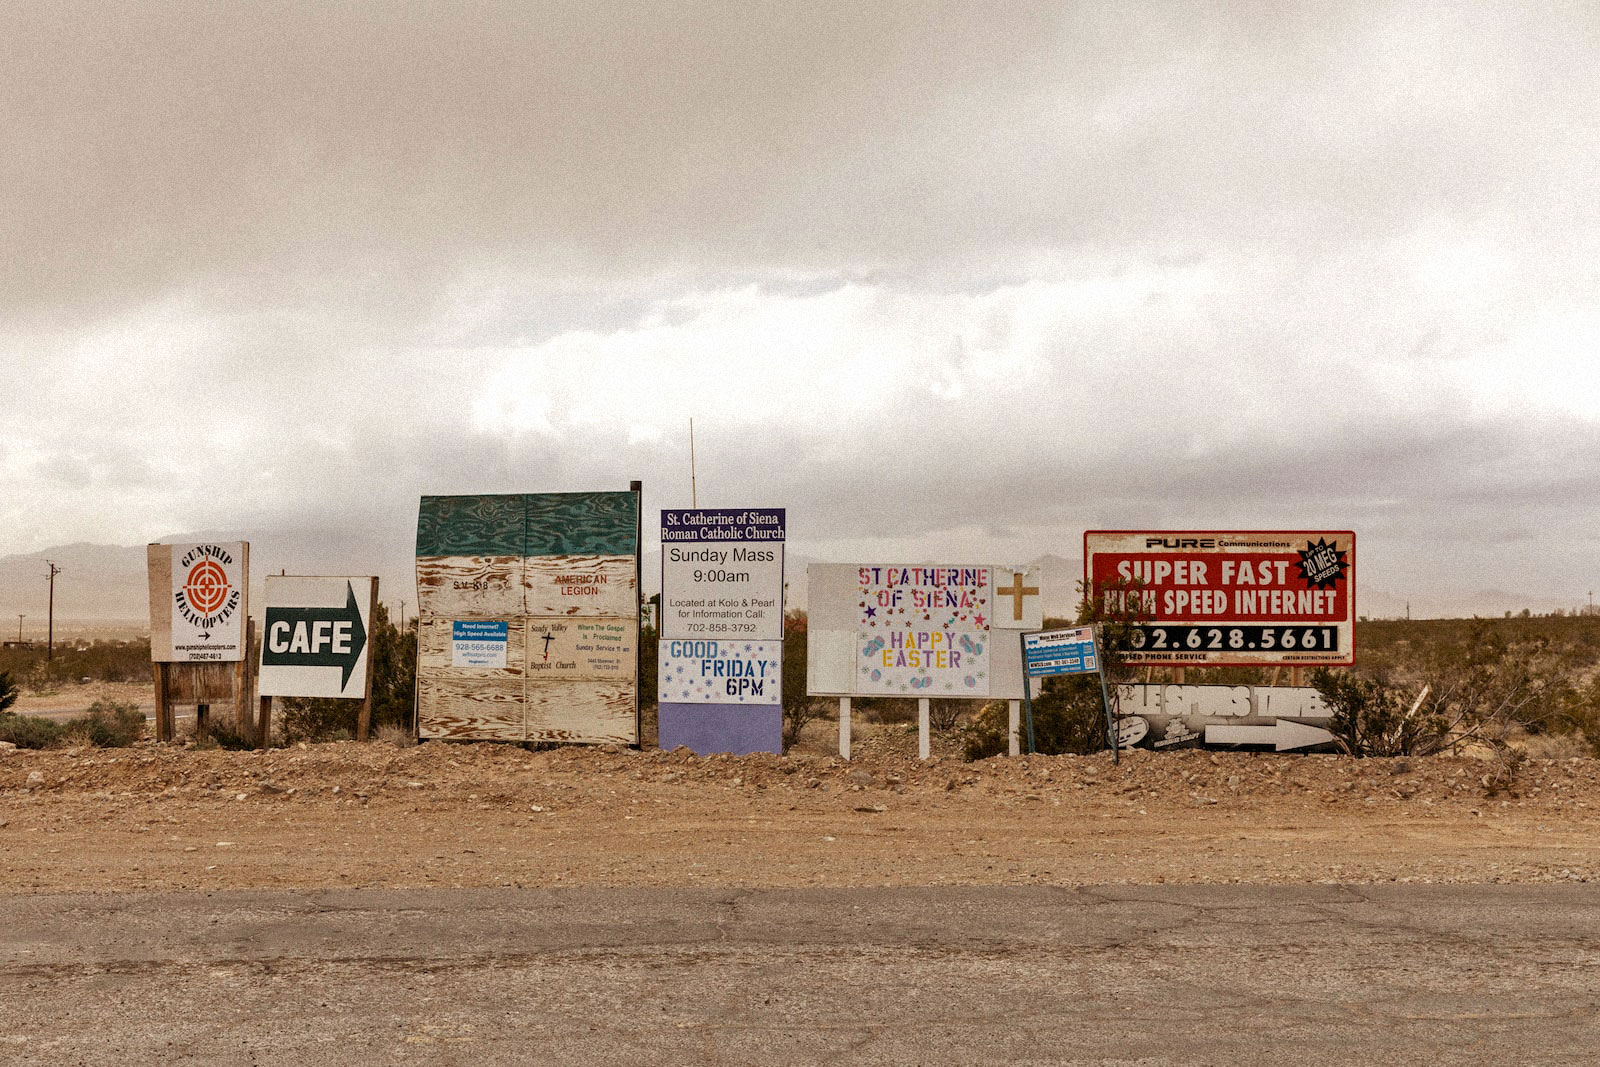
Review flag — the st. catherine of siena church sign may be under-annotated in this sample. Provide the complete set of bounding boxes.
[807,563,1044,700]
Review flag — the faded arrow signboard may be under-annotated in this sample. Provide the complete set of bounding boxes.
[258,576,378,700]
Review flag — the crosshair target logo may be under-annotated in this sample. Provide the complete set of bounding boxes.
[184,559,231,618]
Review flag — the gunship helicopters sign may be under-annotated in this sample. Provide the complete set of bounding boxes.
[147,541,249,663]
[258,576,378,700]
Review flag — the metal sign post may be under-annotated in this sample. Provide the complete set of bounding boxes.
[1019,631,1036,754]
[1095,624,1118,765]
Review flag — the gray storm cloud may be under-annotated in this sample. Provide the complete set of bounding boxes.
[2,1,1598,614]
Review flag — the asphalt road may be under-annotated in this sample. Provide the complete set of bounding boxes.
[2,884,1597,1065]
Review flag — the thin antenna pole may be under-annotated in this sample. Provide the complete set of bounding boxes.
[689,418,698,508]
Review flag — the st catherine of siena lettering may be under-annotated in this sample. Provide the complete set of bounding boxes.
[857,566,991,696]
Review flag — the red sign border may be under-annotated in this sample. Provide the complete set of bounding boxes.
[1083,529,1357,668]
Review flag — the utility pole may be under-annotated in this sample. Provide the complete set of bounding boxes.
[15,614,23,644]
[46,560,61,660]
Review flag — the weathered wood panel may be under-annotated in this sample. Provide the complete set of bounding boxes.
[524,555,637,616]
[525,617,636,681]
[161,662,237,703]
[417,616,527,674]
[417,671,526,740]
[525,491,638,557]
[524,680,637,744]
[415,556,525,618]
[147,544,174,661]
[416,494,526,557]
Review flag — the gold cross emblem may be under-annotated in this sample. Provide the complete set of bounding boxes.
[997,571,1040,621]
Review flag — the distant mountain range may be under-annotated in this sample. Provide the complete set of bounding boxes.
[0,540,1581,632]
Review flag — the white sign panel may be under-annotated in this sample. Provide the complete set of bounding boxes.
[856,565,991,696]
[452,619,509,668]
[660,509,785,640]
[658,639,781,705]
[806,563,1043,700]
[165,542,247,662]
[258,576,376,699]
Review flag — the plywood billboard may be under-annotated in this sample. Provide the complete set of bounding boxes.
[1084,530,1356,667]
[415,490,640,743]
[805,563,1043,700]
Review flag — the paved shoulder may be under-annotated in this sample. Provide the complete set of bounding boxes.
[3,885,1597,1065]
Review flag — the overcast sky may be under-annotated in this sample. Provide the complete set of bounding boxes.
[3,1,1598,614]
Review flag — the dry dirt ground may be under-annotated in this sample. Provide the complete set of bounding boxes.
[3,727,1598,893]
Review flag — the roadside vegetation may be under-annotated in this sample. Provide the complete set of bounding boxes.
[279,604,416,743]
[0,639,151,689]
[0,698,145,749]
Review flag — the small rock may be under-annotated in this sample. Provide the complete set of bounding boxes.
[805,778,821,789]
[216,841,235,848]
[529,804,545,812]
[0,740,17,752]
[853,804,887,814]
[848,770,875,787]
[406,781,424,789]
[183,846,198,852]
[332,786,341,794]
[258,782,285,794]
[234,793,247,801]
[26,771,44,785]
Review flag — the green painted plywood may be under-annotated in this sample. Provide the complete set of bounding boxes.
[416,495,527,557]
[525,491,638,558]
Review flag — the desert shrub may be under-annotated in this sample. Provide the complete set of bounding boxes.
[200,718,256,750]
[0,699,143,749]
[1311,669,1445,756]
[376,722,416,748]
[964,583,1147,759]
[72,700,145,747]
[280,605,415,743]
[962,677,1112,759]
[781,610,825,749]
[1312,619,1584,757]
[0,710,65,748]
[0,671,17,712]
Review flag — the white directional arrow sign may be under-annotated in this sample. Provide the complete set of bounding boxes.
[1204,719,1336,751]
